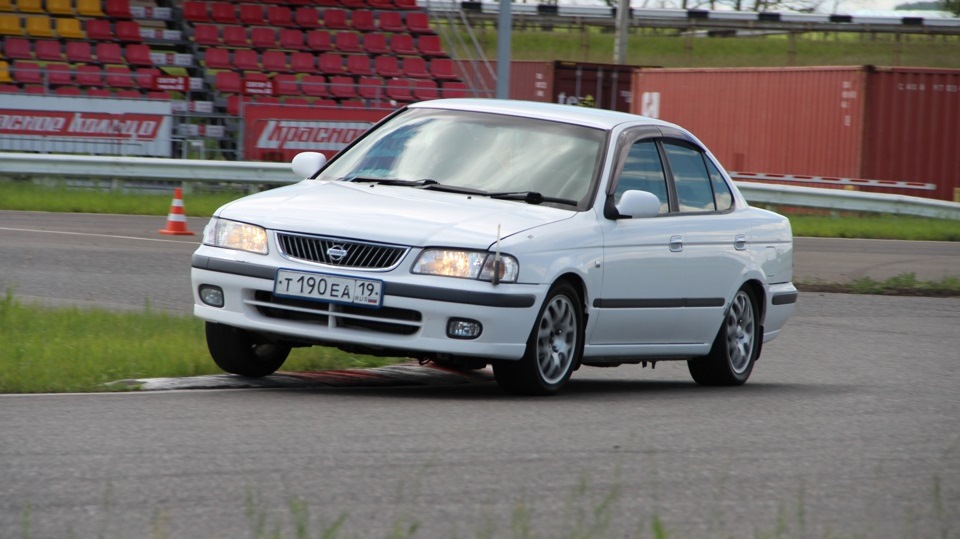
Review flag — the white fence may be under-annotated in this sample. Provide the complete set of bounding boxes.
[2,152,959,220]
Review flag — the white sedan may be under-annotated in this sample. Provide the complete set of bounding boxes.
[191,99,797,395]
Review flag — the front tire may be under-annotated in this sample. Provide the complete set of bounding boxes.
[494,283,583,396]
[688,287,760,386]
[205,322,290,377]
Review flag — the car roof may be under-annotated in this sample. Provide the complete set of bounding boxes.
[409,98,682,132]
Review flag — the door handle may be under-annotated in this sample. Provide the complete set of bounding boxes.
[734,234,747,251]
[669,235,683,253]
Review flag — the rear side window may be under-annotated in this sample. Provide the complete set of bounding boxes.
[663,142,716,212]
[706,158,733,211]
[615,140,669,213]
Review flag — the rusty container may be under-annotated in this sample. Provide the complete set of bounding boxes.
[861,67,960,201]
[552,62,635,112]
[631,66,868,179]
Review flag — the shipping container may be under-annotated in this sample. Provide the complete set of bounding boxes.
[631,66,960,201]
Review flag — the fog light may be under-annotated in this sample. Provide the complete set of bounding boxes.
[199,285,224,307]
[447,318,482,339]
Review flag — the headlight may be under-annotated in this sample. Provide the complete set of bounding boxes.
[202,217,269,255]
[412,249,518,283]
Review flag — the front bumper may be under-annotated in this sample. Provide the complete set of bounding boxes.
[191,249,547,360]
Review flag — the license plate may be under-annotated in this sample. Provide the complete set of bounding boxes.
[274,269,383,308]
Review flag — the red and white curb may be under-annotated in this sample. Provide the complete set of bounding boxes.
[112,362,495,391]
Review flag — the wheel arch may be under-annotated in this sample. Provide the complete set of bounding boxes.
[552,272,588,369]
[741,278,766,324]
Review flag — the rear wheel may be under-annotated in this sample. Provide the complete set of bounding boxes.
[205,322,290,377]
[494,283,583,396]
[688,287,759,386]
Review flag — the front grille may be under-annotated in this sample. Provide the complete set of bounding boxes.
[251,291,421,335]
[277,233,408,270]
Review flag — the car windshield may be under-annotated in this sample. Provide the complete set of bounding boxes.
[316,108,606,208]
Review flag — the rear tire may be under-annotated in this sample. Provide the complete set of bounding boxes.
[494,283,583,396]
[205,322,290,377]
[688,287,759,386]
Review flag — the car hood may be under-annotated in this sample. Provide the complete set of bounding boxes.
[217,180,576,249]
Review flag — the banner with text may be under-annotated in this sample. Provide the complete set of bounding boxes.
[245,105,392,162]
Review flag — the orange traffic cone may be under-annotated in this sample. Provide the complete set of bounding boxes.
[158,187,195,236]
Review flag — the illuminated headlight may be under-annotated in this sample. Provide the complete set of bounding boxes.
[412,249,518,283]
[202,217,268,255]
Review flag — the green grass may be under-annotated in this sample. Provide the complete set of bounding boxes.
[799,272,960,296]
[0,292,402,394]
[782,212,960,241]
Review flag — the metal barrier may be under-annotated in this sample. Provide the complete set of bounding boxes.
[1,152,959,220]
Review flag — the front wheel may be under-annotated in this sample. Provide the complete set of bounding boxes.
[494,283,583,396]
[688,287,760,386]
[205,322,290,377]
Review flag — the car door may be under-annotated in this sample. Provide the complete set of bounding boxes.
[590,130,693,346]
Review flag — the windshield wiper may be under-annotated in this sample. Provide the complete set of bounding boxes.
[486,191,580,207]
[346,176,439,187]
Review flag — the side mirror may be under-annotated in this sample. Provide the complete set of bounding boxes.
[291,152,328,179]
[615,190,661,219]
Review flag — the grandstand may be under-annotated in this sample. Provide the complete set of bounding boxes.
[0,0,476,158]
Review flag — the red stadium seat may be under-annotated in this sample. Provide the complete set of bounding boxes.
[367,0,394,10]
[374,55,400,77]
[87,87,112,97]
[334,31,361,53]
[441,81,468,98]
[394,0,418,9]
[402,56,430,78]
[262,50,288,72]
[412,79,438,101]
[357,75,382,100]
[283,96,309,106]
[105,66,136,88]
[345,54,372,76]
[183,1,209,22]
[385,78,412,102]
[55,85,82,96]
[147,90,172,100]
[86,19,112,41]
[251,27,277,49]
[223,26,248,47]
[317,52,343,74]
[65,41,93,63]
[35,39,63,62]
[378,11,404,33]
[96,42,124,64]
[323,9,348,30]
[417,34,444,56]
[430,57,458,80]
[390,34,417,56]
[205,47,232,70]
[134,67,159,89]
[341,0,365,8]
[362,32,388,55]
[116,89,142,98]
[300,74,328,97]
[279,28,306,50]
[210,2,238,24]
[273,73,299,95]
[329,75,357,99]
[406,12,431,33]
[294,7,319,29]
[239,4,265,26]
[194,24,220,46]
[350,10,375,32]
[23,85,46,94]
[125,44,153,67]
[3,38,32,60]
[289,51,315,72]
[46,63,72,86]
[105,0,132,19]
[116,20,142,42]
[215,70,241,93]
[267,6,294,27]
[305,30,331,52]
[233,49,260,71]
[75,65,103,87]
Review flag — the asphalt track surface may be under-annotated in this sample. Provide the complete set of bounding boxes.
[1,211,959,538]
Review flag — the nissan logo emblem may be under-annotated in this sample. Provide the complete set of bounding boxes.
[326,245,348,262]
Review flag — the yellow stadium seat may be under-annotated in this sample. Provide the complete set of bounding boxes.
[0,13,22,34]
[47,0,74,16]
[0,0,14,13]
[55,17,83,38]
[16,0,43,13]
[76,0,103,17]
[25,15,53,37]
[0,60,12,83]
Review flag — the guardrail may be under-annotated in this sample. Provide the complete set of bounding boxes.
[2,152,959,220]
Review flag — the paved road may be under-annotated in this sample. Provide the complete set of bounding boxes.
[1,292,958,538]
[2,211,959,314]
